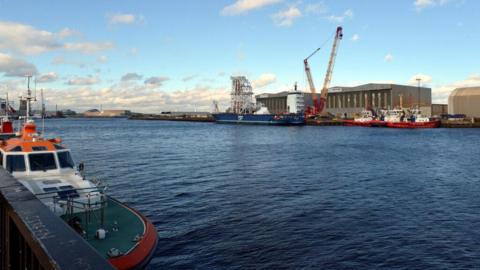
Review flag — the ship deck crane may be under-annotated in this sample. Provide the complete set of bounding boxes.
[304,26,343,117]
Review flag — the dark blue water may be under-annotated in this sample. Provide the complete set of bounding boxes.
[45,119,480,269]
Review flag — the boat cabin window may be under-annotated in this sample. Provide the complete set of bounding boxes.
[54,144,65,150]
[28,153,57,171]
[32,146,48,151]
[6,155,26,172]
[57,151,75,168]
[58,189,79,199]
[42,187,58,193]
[42,180,61,185]
[11,146,22,152]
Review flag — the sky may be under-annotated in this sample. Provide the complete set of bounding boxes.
[0,0,478,113]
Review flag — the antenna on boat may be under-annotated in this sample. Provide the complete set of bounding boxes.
[25,75,34,123]
[41,88,45,136]
[5,92,8,118]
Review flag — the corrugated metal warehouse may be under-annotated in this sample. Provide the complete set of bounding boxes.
[448,87,480,117]
[256,83,432,117]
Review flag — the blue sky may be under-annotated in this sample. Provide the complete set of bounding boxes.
[0,0,478,112]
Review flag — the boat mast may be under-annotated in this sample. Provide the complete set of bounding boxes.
[41,88,45,135]
[5,92,8,118]
[25,75,34,123]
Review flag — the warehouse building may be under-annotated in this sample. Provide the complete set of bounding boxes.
[448,87,480,117]
[256,83,432,117]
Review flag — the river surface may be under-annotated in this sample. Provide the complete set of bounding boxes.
[45,118,480,269]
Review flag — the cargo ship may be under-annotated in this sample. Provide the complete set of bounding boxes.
[213,112,305,125]
[213,76,305,125]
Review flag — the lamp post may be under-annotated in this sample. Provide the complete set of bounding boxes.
[416,77,421,109]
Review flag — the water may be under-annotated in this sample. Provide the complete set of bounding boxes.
[45,118,480,269]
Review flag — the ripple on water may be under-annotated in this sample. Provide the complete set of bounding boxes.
[44,119,480,269]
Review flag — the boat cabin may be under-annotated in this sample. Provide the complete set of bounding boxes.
[0,140,75,174]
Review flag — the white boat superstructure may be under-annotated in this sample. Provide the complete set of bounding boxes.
[410,108,430,122]
[384,109,404,123]
[1,143,104,215]
[354,110,374,122]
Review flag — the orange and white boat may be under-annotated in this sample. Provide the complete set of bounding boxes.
[1,80,157,269]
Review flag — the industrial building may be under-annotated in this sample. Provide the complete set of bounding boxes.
[431,104,448,117]
[448,87,480,117]
[256,83,432,117]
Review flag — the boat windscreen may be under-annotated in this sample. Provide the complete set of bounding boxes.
[6,155,26,172]
[57,151,75,168]
[28,153,57,171]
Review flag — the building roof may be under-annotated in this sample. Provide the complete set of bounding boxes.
[255,83,431,98]
[449,87,480,97]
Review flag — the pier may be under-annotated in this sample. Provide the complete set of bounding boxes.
[0,168,114,270]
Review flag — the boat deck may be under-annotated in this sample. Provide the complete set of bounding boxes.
[62,197,145,259]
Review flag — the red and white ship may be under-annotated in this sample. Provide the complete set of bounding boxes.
[384,108,440,128]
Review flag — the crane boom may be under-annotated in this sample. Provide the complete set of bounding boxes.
[304,49,320,111]
[317,26,343,114]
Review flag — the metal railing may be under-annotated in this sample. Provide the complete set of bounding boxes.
[0,168,115,270]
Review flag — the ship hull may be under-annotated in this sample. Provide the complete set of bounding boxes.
[343,120,387,127]
[386,120,440,129]
[213,113,305,125]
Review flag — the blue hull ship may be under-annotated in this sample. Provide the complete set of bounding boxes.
[213,113,305,125]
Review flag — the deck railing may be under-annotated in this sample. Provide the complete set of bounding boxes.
[0,168,115,270]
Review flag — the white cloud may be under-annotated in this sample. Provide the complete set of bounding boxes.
[221,0,281,16]
[384,53,394,62]
[253,73,277,88]
[0,53,37,77]
[414,0,435,8]
[57,28,78,38]
[182,75,198,82]
[64,42,115,54]
[0,21,113,55]
[414,0,455,10]
[351,34,360,42]
[38,83,231,113]
[144,76,170,86]
[121,73,143,81]
[37,72,58,83]
[305,3,328,14]
[327,9,353,23]
[129,47,138,55]
[408,74,433,85]
[0,21,62,55]
[51,56,86,68]
[67,76,100,86]
[97,55,108,63]
[272,6,302,27]
[106,13,145,25]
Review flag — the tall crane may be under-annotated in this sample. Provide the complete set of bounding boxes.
[304,48,321,116]
[304,26,343,116]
